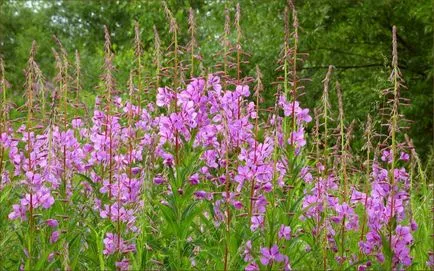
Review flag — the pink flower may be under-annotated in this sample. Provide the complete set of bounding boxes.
[399,152,409,161]
[103,233,136,255]
[153,175,166,185]
[236,85,250,97]
[72,118,83,128]
[46,219,58,228]
[278,224,291,240]
[245,262,259,271]
[156,87,175,107]
[8,204,27,220]
[194,191,211,200]
[50,231,60,244]
[300,167,313,183]
[115,258,129,271]
[296,108,312,123]
[426,252,434,268]
[189,173,200,185]
[288,128,306,149]
[250,215,264,232]
[260,245,285,266]
[243,240,253,262]
[381,149,393,163]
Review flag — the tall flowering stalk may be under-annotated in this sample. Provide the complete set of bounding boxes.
[0,58,8,189]
[288,0,300,144]
[163,1,181,165]
[356,26,415,270]
[188,8,197,78]
[235,3,242,84]
[318,65,333,270]
[74,50,81,105]
[248,66,263,218]
[134,21,144,107]
[153,25,162,90]
[359,114,373,244]
[320,65,333,163]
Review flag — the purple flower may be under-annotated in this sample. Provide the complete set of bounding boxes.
[381,149,393,163]
[399,151,409,161]
[194,191,210,200]
[260,245,285,266]
[72,118,83,128]
[243,240,253,262]
[296,108,312,123]
[250,215,264,232]
[278,224,291,240]
[393,225,413,244]
[153,175,166,185]
[300,167,313,183]
[410,219,418,231]
[236,85,250,97]
[331,203,359,230]
[232,200,243,209]
[245,262,259,271]
[426,252,434,268]
[189,173,200,185]
[288,128,306,149]
[8,204,27,220]
[161,152,174,167]
[103,233,136,255]
[278,96,300,117]
[115,258,129,271]
[50,231,60,244]
[156,87,175,107]
[208,74,222,95]
[46,219,58,228]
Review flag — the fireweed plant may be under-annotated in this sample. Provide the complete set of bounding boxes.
[0,2,432,271]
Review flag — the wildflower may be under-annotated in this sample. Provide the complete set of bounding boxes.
[115,258,130,271]
[8,204,27,220]
[72,118,83,128]
[250,215,264,232]
[288,128,306,151]
[300,167,313,183]
[189,173,200,185]
[46,219,58,228]
[103,233,135,255]
[245,262,259,271]
[381,149,393,163]
[278,224,291,240]
[399,152,409,161]
[236,85,250,97]
[331,203,359,230]
[426,252,434,268]
[410,219,418,231]
[296,108,312,124]
[243,240,253,262]
[153,175,166,185]
[50,231,60,244]
[283,256,292,271]
[207,74,222,95]
[194,191,211,200]
[156,87,175,107]
[260,245,285,266]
